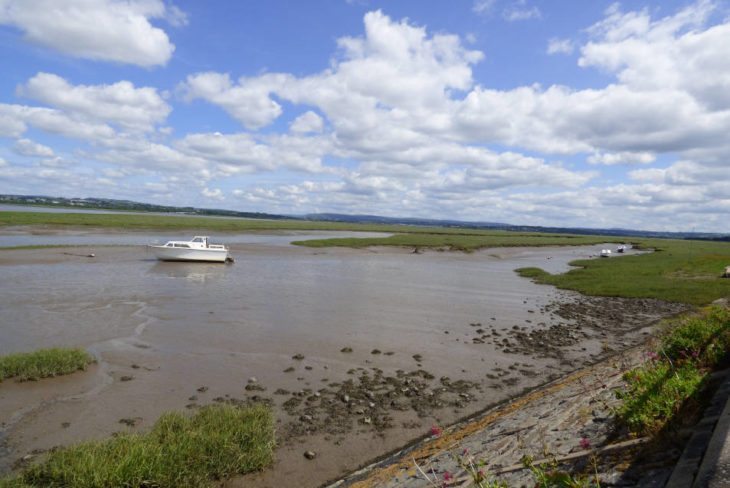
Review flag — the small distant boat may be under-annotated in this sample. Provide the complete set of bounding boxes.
[149,236,232,263]
[600,249,611,258]
[617,244,627,253]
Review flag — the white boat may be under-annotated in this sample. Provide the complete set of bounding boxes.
[149,236,231,263]
[600,249,611,258]
[617,244,627,253]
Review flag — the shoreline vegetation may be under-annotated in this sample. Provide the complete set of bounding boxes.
[0,348,94,383]
[618,305,730,436]
[0,404,275,488]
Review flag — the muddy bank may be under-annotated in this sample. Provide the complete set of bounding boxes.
[0,241,684,487]
[335,342,697,488]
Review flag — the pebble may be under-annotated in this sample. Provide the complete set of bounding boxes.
[304,450,316,460]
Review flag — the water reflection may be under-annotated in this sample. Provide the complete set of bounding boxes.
[147,261,230,283]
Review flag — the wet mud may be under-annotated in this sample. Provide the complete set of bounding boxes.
[0,233,683,487]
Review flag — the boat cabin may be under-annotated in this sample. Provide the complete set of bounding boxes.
[191,236,210,247]
[161,236,212,249]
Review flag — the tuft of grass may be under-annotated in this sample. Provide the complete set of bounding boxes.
[0,348,94,382]
[0,403,275,488]
[616,306,730,436]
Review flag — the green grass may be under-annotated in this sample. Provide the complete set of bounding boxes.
[0,348,94,382]
[0,404,275,488]
[517,239,730,305]
[616,306,730,436]
[0,210,506,234]
[0,211,624,243]
[293,232,623,251]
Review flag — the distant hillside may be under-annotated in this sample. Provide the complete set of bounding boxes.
[0,194,292,220]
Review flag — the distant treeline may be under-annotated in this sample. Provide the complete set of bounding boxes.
[0,194,292,221]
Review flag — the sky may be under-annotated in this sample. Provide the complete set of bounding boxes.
[0,0,729,232]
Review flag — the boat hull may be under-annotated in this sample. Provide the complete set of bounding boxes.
[150,246,229,262]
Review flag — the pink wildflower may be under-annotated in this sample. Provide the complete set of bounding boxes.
[579,437,591,450]
[443,471,453,482]
[431,425,443,437]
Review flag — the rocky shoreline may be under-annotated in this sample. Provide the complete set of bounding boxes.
[330,343,685,488]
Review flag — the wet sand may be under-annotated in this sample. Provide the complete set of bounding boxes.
[0,233,687,486]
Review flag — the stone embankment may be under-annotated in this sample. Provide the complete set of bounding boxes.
[330,344,687,487]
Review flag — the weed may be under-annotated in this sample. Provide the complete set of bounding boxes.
[0,404,275,488]
[0,348,94,382]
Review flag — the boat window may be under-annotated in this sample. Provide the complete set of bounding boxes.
[192,237,203,242]
[174,243,190,248]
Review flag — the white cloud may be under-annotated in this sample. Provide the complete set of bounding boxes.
[503,0,541,21]
[290,111,324,133]
[0,0,183,66]
[579,0,730,110]
[588,151,656,165]
[180,72,289,130]
[547,38,574,55]
[0,103,117,141]
[472,0,496,16]
[202,187,224,200]
[18,73,171,131]
[13,138,55,157]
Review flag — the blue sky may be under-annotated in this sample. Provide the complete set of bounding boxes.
[1,0,729,231]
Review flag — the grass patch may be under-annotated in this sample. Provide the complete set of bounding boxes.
[0,348,94,382]
[616,306,730,436]
[0,404,275,488]
[517,239,730,305]
[293,232,623,251]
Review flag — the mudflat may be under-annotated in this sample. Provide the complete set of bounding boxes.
[0,233,687,486]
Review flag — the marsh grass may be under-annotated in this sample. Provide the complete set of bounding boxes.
[294,232,620,251]
[0,404,275,488]
[616,306,730,436]
[517,239,730,305]
[0,348,94,382]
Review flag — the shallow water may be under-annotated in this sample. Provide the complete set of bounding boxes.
[0,233,645,484]
[0,229,390,248]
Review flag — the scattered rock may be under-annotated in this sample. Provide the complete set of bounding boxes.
[119,417,142,427]
[304,450,316,460]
